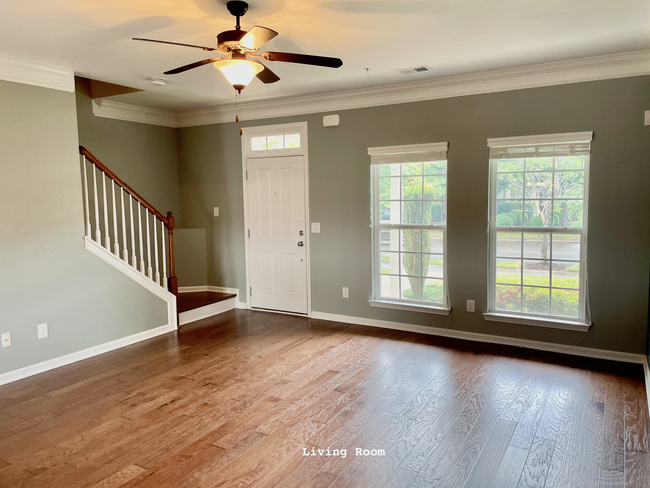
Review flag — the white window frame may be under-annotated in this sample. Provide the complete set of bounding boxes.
[485,131,592,330]
[368,142,450,315]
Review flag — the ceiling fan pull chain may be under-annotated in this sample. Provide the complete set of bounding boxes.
[235,90,241,122]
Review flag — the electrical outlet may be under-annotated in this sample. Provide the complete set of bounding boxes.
[213,207,219,217]
[466,300,475,312]
[1,333,10,348]
[342,287,349,298]
[38,323,48,339]
[311,223,321,233]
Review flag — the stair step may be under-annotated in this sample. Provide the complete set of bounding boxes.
[177,292,237,314]
[178,291,238,326]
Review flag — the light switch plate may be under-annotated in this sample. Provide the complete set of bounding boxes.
[213,207,219,217]
[342,287,349,298]
[311,223,321,233]
[1,333,10,347]
[38,323,48,339]
[645,110,650,126]
[466,300,475,312]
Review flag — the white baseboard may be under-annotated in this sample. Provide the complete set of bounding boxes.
[179,285,238,294]
[179,297,236,326]
[310,311,647,365]
[0,324,177,386]
[178,285,248,310]
[178,285,211,293]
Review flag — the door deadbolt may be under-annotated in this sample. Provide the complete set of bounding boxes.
[297,241,304,247]
[299,230,304,236]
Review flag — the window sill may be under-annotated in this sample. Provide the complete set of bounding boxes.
[368,300,450,316]
[483,312,591,331]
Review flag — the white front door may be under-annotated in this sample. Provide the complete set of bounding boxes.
[247,156,308,314]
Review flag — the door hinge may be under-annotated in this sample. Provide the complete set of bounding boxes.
[246,170,248,180]
[250,287,252,296]
[248,229,250,238]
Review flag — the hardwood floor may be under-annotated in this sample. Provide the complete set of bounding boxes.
[0,310,648,487]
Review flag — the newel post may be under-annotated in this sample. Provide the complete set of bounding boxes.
[167,211,178,296]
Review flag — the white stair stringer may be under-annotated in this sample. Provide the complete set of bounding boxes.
[84,236,178,329]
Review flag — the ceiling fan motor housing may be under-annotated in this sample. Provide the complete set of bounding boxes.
[217,29,248,52]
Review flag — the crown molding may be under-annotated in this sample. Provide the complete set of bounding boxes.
[176,49,650,127]
[0,53,74,92]
[92,99,178,128]
[88,49,650,128]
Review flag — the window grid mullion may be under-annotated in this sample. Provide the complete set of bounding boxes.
[519,229,524,312]
[549,158,555,316]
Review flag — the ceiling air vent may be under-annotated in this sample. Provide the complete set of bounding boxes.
[399,66,433,75]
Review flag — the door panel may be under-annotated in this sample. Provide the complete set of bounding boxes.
[247,156,307,314]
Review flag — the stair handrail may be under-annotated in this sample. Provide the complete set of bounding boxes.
[79,146,178,295]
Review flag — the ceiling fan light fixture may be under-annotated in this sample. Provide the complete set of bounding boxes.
[215,59,263,92]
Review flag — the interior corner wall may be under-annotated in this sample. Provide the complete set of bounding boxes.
[75,85,182,226]
[0,79,169,376]
[177,75,650,355]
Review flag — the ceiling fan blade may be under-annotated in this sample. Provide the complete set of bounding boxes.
[133,38,219,52]
[263,52,343,68]
[164,58,223,75]
[255,62,280,84]
[239,26,278,51]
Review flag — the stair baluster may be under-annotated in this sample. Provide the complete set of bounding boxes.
[138,203,145,274]
[111,181,119,256]
[92,165,101,243]
[102,172,110,250]
[121,189,128,262]
[82,156,91,238]
[154,214,160,285]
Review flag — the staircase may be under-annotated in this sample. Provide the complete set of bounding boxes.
[79,147,178,327]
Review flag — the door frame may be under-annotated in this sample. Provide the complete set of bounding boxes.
[240,121,311,316]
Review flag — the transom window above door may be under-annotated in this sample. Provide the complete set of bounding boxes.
[243,122,307,158]
[251,133,301,151]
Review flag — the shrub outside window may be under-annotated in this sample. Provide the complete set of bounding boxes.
[487,132,592,324]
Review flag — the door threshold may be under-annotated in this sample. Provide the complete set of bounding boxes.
[251,307,309,317]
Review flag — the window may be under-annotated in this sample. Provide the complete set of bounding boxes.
[251,133,301,151]
[368,143,449,313]
[487,132,592,326]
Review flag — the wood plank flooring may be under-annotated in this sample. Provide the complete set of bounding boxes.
[0,310,648,487]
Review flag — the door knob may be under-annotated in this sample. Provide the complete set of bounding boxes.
[297,241,304,247]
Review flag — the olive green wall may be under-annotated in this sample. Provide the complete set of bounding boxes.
[177,76,650,354]
[175,229,208,287]
[75,83,182,226]
[0,80,168,376]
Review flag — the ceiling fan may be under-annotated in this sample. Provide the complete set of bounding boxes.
[133,1,343,93]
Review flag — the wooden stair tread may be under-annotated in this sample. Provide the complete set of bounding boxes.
[177,291,237,313]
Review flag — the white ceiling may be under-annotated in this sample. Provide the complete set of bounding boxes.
[1,0,649,112]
